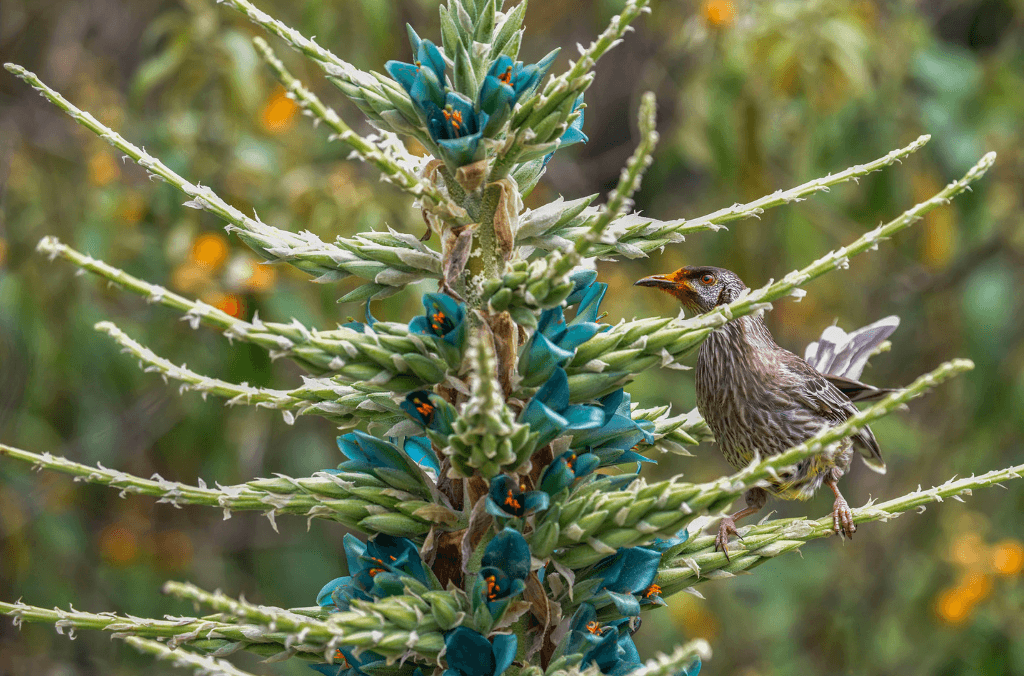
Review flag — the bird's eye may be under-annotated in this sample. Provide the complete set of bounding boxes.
[699,273,716,285]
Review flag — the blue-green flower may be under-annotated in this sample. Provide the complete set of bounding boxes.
[520,368,604,447]
[331,533,428,608]
[409,292,466,365]
[401,391,457,436]
[402,436,440,472]
[478,50,558,134]
[485,475,550,518]
[519,281,608,387]
[565,269,598,305]
[423,92,489,167]
[315,575,369,613]
[565,604,642,676]
[590,546,661,616]
[336,431,430,495]
[570,389,655,467]
[537,449,600,495]
[651,528,690,554]
[385,27,447,111]
[473,527,531,617]
[443,628,517,676]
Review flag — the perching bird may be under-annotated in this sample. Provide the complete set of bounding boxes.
[635,266,898,557]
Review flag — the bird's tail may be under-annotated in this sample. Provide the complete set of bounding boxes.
[804,315,900,381]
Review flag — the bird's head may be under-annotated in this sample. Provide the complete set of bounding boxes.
[633,266,747,313]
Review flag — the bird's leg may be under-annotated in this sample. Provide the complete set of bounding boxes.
[826,473,856,539]
[715,488,767,561]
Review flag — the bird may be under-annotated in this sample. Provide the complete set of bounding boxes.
[634,266,898,558]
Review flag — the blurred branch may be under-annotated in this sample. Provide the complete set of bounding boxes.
[544,358,973,567]
[0,442,433,535]
[565,150,996,392]
[520,135,933,258]
[658,461,1024,598]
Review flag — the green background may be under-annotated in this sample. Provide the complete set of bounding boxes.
[1,0,1023,674]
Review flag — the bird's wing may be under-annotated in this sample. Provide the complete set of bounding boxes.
[824,374,901,403]
[781,352,887,474]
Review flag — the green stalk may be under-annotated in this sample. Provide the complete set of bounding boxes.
[657,461,1024,598]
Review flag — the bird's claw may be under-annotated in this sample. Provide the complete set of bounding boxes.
[715,516,741,561]
[832,496,856,540]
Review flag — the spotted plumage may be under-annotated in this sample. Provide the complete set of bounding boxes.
[636,266,896,557]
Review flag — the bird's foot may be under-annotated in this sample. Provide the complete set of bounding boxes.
[715,516,743,561]
[831,495,856,539]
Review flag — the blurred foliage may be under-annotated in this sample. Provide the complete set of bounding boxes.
[0,0,1022,674]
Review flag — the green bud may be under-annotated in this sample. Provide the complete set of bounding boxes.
[509,305,538,329]
[529,519,560,559]
[358,512,431,537]
[488,287,513,311]
[430,596,464,631]
[503,270,529,287]
[527,278,551,300]
[403,353,447,383]
[566,371,629,402]
[571,330,625,364]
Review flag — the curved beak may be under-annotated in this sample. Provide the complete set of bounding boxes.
[634,274,680,290]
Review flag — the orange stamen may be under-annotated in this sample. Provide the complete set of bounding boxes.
[504,490,522,511]
[441,108,464,133]
[485,575,500,600]
[643,583,661,598]
[586,621,604,635]
[499,67,513,85]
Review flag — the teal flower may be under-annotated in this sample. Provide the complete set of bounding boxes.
[651,528,690,554]
[486,475,550,518]
[565,269,598,305]
[409,292,466,365]
[309,646,385,676]
[519,280,608,387]
[385,27,447,111]
[424,92,489,167]
[564,604,642,676]
[336,431,430,495]
[315,575,369,613]
[478,50,559,134]
[402,436,440,473]
[590,546,661,617]
[570,389,656,467]
[401,391,457,436]
[443,628,517,676]
[519,368,604,447]
[473,527,531,617]
[537,449,600,495]
[329,533,428,608]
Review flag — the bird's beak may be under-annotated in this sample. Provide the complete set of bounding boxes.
[634,274,682,290]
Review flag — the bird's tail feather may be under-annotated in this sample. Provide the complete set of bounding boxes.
[805,315,900,380]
